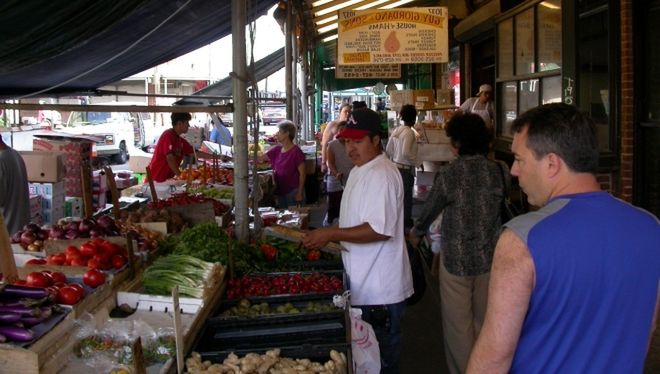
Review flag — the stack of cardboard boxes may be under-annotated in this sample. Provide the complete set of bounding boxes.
[91,170,108,211]
[28,181,65,225]
[19,133,93,225]
[32,134,93,198]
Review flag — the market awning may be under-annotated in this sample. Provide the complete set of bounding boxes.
[0,0,277,99]
[176,47,286,105]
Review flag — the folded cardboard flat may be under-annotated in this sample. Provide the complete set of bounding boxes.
[20,151,66,182]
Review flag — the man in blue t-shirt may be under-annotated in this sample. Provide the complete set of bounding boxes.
[467,103,660,373]
[209,118,232,146]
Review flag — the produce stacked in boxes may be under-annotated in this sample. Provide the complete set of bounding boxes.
[0,284,62,343]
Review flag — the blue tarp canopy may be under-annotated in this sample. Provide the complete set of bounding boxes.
[0,0,277,99]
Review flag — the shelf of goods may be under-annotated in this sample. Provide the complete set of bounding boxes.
[188,229,351,373]
[193,270,351,374]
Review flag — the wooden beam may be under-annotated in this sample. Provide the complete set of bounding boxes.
[0,103,233,113]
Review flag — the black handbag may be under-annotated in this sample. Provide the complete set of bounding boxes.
[496,161,519,222]
[406,240,427,306]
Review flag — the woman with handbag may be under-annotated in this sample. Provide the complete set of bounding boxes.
[408,113,509,374]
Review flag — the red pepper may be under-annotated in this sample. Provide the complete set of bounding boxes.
[260,244,278,262]
[306,249,321,262]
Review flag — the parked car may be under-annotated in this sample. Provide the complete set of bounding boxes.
[57,111,145,164]
[261,106,286,126]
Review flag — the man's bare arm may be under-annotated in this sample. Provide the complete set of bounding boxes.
[165,153,181,176]
[302,223,389,250]
[466,229,535,373]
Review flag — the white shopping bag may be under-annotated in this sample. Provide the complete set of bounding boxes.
[350,307,381,374]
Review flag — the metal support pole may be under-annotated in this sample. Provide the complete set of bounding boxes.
[232,0,249,243]
[300,50,308,141]
[285,2,293,120]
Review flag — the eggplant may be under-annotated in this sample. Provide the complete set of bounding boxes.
[0,313,22,324]
[0,305,40,317]
[0,284,49,299]
[20,306,52,327]
[0,326,34,342]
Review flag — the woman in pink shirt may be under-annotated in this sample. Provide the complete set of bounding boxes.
[266,120,306,208]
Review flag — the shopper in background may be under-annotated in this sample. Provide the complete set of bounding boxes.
[386,104,419,232]
[321,103,351,175]
[0,135,29,235]
[209,117,232,146]
[459,84,495,129]
[303,108,413,374]
[467,103,660,373]
[324,121,353,226]
[148,112,195,182]
[409,113,507,374]
[266,120,306,208]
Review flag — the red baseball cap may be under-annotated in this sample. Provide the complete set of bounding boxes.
[337,108,382,139]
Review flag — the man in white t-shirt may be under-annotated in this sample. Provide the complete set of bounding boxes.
[303,108,414,374]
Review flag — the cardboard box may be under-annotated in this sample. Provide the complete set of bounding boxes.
[436,89,454,106]
[43,205,65,225]
[64,196,84,218]
[29,194,42,216]
[33,134,93,197]
[128,155,152,173]
[29,181,65,197]
[20,151,66,182]
[389,89,414,112]
[413,89,436,110]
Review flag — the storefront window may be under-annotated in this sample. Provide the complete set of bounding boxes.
[515,9,535,75]
[500,81,518,137]
[537,0,562,71]
[542,75,562,103]
[498,19,514,78]
[577,1,610,151]
[519,79,539,114]
[496,1,561,139]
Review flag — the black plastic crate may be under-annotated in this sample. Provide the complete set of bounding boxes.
[209,293,343,327]
[196,311,348,352]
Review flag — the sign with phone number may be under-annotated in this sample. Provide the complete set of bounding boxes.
[337,7,448,65]
[335,64,401,79]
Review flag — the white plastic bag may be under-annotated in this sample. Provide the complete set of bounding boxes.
[350,307,381,374]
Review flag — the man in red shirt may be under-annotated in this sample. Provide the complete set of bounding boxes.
[148,112,195,182]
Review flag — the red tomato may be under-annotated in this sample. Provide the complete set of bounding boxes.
[49,271,67,284]
[70,256,88,267]
[53,281,67,289]
[67,283,85,298]
[87,258,102,270]
[111,254,127,270]
[26,258,47,265]
[57,286,81,305]
[26,271,52,287]
[83,269,106,288]
[79,242,98,257]
[47,253,66,266]
[93,252,112,267]
[64,246,81,260]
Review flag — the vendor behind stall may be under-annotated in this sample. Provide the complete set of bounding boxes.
[266,120,306,208]
[148,112,222,183]
[0,135,29,235]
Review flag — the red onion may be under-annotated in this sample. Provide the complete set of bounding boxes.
[20,231,37,246]
[65,229,80,240]
[78,218,96,234]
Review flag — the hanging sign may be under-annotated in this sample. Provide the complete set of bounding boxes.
[337,7,448,65]
[335,64,401,79]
